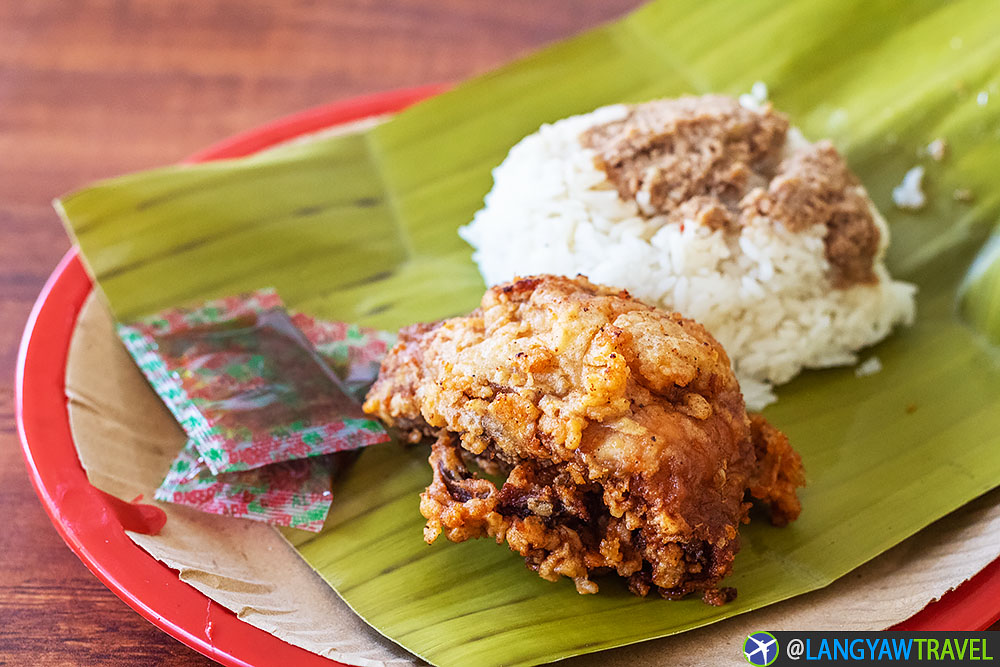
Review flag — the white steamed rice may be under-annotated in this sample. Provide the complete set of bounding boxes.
[459,104,916,410]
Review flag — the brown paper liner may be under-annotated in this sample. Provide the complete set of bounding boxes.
[66,292,1000,666]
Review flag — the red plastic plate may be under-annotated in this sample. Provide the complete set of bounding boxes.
[15,86,1000,667]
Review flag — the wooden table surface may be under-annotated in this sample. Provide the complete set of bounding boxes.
[0,2,643,664]
[2,2,996,665]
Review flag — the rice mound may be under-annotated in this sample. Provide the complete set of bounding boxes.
[459,103,916,409]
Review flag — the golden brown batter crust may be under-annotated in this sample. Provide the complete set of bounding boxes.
[364,275,804,603]
[580,95,880,287]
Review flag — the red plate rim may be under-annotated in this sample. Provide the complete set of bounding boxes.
[14,85,1000,667]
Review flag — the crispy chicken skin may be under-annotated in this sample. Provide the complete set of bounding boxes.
[363,275,804,603]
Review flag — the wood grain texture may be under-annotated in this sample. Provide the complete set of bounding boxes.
[0,1,641,664]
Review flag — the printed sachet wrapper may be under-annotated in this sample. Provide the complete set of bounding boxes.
[146,302,397,531]
[290,313,396,401]
[129,290,395,532]
[155,439,343,532]
[117,289,389,476]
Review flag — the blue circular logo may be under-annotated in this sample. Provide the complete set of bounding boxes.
[744,631,779,666]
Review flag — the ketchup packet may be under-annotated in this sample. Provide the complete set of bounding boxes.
[117,289,389,476]
[139,296,396,532]
[155,440,343,532]
[289,314,395,401]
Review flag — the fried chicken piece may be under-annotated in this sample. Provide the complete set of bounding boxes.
[363,275,804,603]
[747,414,806,527]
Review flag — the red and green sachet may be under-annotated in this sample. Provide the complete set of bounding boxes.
[289,313,396,402]
[117,289,389,475]
[155,441,345,532]
[117,290,395,531]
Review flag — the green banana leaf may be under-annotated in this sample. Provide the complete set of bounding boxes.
[58,0,1000,665]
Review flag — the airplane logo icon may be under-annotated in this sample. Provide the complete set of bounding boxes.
[743,631,779,666]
